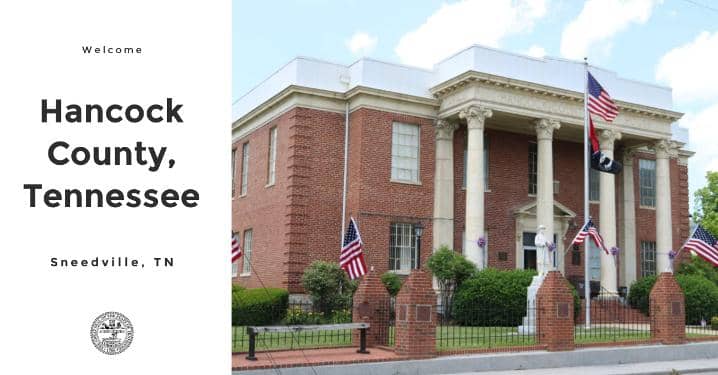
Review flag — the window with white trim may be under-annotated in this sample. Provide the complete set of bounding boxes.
[389,223,416,272]
[240,143,249,196]
[639,159,656,207]
[391,122,419,183]
[232,260,239,277]
[231,149,237,197]
[267,127,277,185]
[241,229,253,275]
[640,241,656,277]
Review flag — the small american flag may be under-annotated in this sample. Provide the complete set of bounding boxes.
[588,72,619,122]
[340,217,367,280]
[571,219,609,254]
[683,224,718,266]
[231,232,242,263]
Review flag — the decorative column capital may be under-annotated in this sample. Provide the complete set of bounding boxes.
[533,118,561,140]
[622,147,636,166]
[434,119,459,140]
[598,129,622,152]
[459,105,492,130]
[651,139,680,159]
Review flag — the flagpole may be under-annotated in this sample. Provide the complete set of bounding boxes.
[583,58,591,329]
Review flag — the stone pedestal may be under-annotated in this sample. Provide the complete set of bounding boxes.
[518,273,545,334]
[352,270,391,347]
[395,270,436,357]
[650,272,686,345]
[536,271,575,351]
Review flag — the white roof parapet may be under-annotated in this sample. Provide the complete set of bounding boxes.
[233,45,685,143]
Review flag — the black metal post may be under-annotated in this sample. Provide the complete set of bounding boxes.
[414,223,424,269]
[246,328,257,361]
[357,327,369,354]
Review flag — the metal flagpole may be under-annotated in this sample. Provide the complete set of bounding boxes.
[583,58,591,329]
[340,102,349,245]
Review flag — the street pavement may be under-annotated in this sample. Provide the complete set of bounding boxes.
[448,359,718,375]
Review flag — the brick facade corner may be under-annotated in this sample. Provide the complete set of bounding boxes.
[352,270,391,347]
[536,271,575,351]
[394,269,436,357]
[649,272,686,344]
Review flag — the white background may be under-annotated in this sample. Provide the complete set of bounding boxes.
[0,1,231,373]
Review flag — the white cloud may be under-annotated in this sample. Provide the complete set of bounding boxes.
[681,103,718,200]
[346,32,377,56]
[656,31,718,104]
[395,0,547,69]
[560,0,660,60]
[525,45,546,58]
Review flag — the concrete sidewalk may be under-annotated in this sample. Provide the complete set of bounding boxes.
[236,341,718,375]
[453,358,718,375]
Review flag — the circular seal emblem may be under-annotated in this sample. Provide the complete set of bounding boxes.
[90,312,134,355]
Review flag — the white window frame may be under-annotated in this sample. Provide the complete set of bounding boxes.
[240,142,249,196]
[241,229,253,276]
[389,223,416,274]
[639,159,656,207]
[232,261,239,278]
[267,127,277,186]
[391,122,420,184]
[231,148,237,197]
[640,241,656,277]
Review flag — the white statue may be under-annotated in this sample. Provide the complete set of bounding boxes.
[534,225,550,275]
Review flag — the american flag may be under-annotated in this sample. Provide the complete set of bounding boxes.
[231,232,242,263]
[588,72,619,122]
[340,217,367,280]
[571,219,609,254]
[683,224,718,266]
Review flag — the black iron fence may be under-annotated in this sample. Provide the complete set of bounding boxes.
[232,301,355,353]
[436,301,537,350]
[574,291,651,344]
[685,311,718,339]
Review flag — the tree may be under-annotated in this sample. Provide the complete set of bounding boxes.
[426,246,477,318]
[677,254,718,287]
[302,261,357,315]
[694,171,718,236]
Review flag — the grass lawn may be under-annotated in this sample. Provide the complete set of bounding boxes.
[574,326,651,344]
[436,326,536,350]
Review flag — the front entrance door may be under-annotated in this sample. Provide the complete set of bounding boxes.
[522,232,557,271]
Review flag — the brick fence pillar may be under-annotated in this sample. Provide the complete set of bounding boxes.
[352,270,391,347]
[536,271,575,351]
[394,269,436,357]
[650,272,686,344]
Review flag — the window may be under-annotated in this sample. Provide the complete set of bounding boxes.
[240,143,249,196]
[391,122,419,183]
[232,260,238,277]
[389,223,416,272]
[231,149,237,197]
[528,143,537,195]
[639,159,656,207]
[241,229,253,275]
[463,137,489,190]
[589,168,600,201]
[267,127,277,185]
[640,241,656,277]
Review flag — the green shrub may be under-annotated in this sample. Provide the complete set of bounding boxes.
[452,268,537,326]
[427,247,477,318]
[283,306,324,325]
[380,272,402,297]
[628,275,656,314]
[712,316,718,330]
[302,261,357,315]
[232,287,289,326]
[677,255,718,286]
[628,274,718,324]
[567,282,581,320]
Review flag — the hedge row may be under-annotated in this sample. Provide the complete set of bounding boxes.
[231,286,289,326]
[628,274,718,324]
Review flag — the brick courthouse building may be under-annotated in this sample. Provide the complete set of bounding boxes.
[232,45,692,296]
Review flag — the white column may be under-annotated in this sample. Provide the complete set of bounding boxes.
[621,149,637,287]
[653,139,679,273]
[598,129,621,295]
[460,106,492,268]
[533,118,560,275]
[433,119,458,251]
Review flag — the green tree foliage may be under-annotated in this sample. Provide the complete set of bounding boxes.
[677,255,718,286]
[380,272,402,297]
[302,261,357,315]
[628,274,718,324]
[426,246,477,317]
[694,171,718,236]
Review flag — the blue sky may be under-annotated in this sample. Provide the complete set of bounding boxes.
[233,0,718,204]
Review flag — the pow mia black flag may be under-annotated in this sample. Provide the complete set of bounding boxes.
[589,117,622,175]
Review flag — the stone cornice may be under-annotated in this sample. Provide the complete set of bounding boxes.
[430,71,683,122]
[651,139,681,159]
